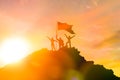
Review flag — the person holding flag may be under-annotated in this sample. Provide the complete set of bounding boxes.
[57,22,75,48]
[56,35,64,49]
[47,21,75,50]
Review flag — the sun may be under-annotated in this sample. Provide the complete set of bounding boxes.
[0,37,31,66]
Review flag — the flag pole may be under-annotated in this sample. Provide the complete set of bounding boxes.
[56,22,58,37]
[56,22,58,50]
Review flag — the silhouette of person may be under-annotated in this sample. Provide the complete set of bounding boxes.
[56,35,64,49]
[64,34,75,48]
[47,37,56,51]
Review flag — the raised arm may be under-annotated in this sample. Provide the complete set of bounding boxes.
[71,35,75,39]
[56,34,59,40]
[64,34,68,38]
[47,36,51,40]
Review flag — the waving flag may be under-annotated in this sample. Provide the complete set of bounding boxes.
[57,22,75,34]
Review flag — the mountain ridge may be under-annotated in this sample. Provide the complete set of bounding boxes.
[0,47,119,80]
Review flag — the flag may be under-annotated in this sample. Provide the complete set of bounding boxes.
[57,22,75,34]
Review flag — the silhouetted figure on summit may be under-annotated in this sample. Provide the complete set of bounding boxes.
[56,35,64,49]
[47,37,56,51]
[64,34,75,48]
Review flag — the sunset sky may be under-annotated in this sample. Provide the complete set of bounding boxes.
[0,0,120,76]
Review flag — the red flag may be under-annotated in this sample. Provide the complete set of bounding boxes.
[57,22,75,34]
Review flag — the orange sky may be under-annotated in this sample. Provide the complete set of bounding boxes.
[0,0,120,76]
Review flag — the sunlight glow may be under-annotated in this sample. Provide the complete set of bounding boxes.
[0,37,31,66]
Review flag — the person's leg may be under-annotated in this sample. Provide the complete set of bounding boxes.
[69,41,71,48]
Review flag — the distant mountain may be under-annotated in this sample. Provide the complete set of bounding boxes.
[0,47,119,80]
